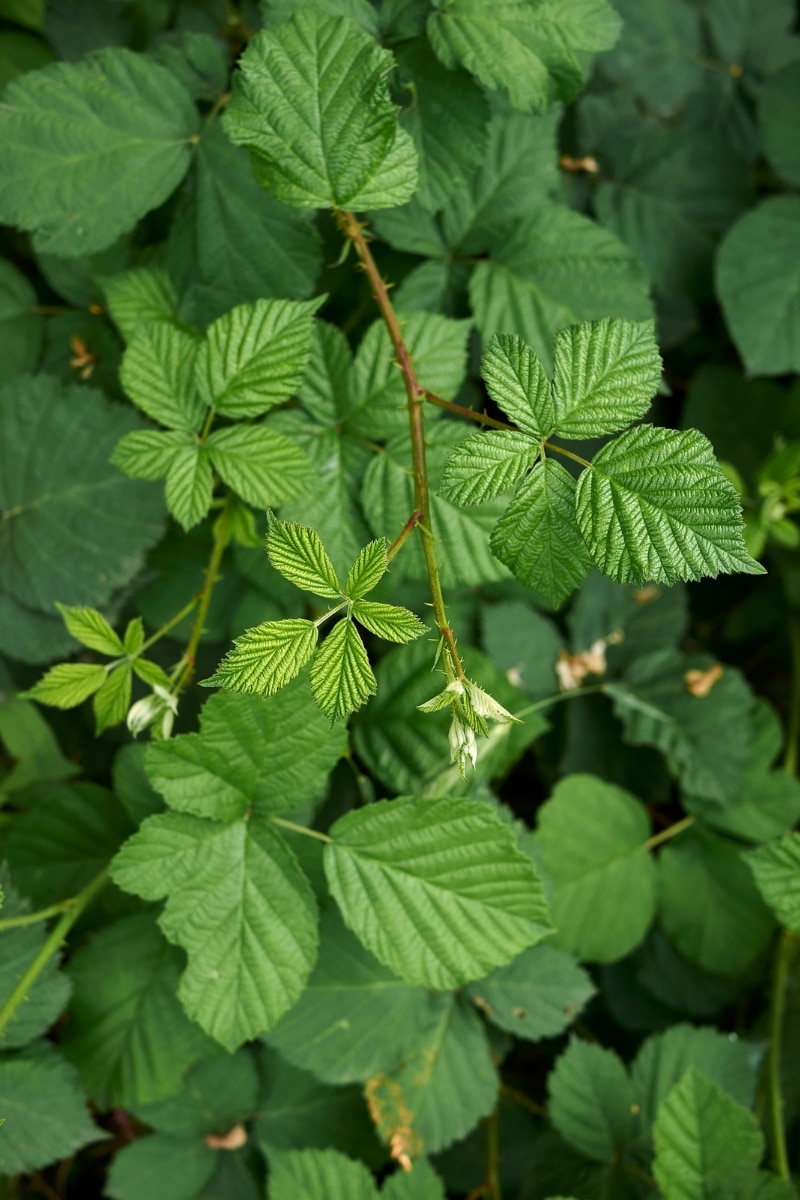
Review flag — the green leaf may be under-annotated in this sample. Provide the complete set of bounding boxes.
[324,795,552,989]
[470,207,652,373]
[427,0,621,113]
[267,514,341,598]
[467,944,595,1043]
[381,1161,445,1200]
[482,602,563,701]
[60,912,211,1108]
[759,63,800,189]
[111,811,319,1050]
[93,663,132,734]
[206,424,312,508]
[266,908,439,1085]
[490,459,593,608]
[103,266,178,342]
[595,0,702,113]
[658,829,774,976]
[345,540,388,600]
[481,332,553,437]
[164,442,213,531]
[548,1037,634,1162]
[105,1134,216,1200]
[120,323,205,433]
[0,696,76,795]
[716,197,800,376]
[311,619,376,722]
[439,430,535,506]
[0,48,199,256]
[204,620,319,699]
[551,318,661,439]
[0,1044,101,1174]
[0,870,71,1050]
[267,1148,378,1200]
[352,600,428,644]
[134,1051,259,1136]
[745,834,800,932]
[146,684,346,821]
[196,297,320,420]
[222,11,418,210]
[111,429,192,481]
[575,425,763,585]
[534,774,656,963]
[23,662,108,709]
[0,258,42,385]
[54,603,124,655]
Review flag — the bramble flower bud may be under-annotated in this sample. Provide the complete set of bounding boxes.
[126,684,178,739]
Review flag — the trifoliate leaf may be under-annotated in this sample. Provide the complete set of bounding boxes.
[54,603,124,656]
[204,620,319,700]
[196,297,320,419]
[222,11,418,210]
[93,663,132,734]
[534,774,656,963]
[439,430,535,507]
[311,619,376,722]
[481,332,553,437]
[745,834,800,932]
[60,912,211,1108]
[164,442,213,531]
[490,458,592,608]
[267,514,341,598]
[147,684,346,821]
[0,1043,102,1174]
[345,540,389,600]
[206,425,312,508]
[103,266,178,341]
[111,429,192,480]
[575,425,764,585]
[324,796,552,989]
[352,600,428,644]
[0,48,199,256]
[467,944,595,1043]
[267,1148,378,1200]
[120,323,205,433]
[551,318,661,439]
[23,662,108,709]
[111,811,319,1050]
[548,1038,634,1162]
[0,871,71,1050]
[427,0,621,113]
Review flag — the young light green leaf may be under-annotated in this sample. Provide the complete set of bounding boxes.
[490,459,592,608]
[548,1038,634,1162]
[222,11,418,210]
[439,430,535,506]
[481,332,553,437]
[352,600,428,644]
[23,662,108,709]
[267,1148,378,1200]
[345,539,388,600]
[551,318,662,439]
[196,297,320,419]
[164,443,213,531]
[311,619,376,722]
[206,425,312,508]
[267,515,341,598]
[122,617,144,656]
[55,603,124,656]
[103,266,178,341]
[745,834,800,932]
[324,796,552,989]
[93,664,132,734]
[0,48,199,256]
[110,430,190,481]
[575,425,765,585]
[120,323,205,433]
[467,945,595,1043]
[203,619,319,700]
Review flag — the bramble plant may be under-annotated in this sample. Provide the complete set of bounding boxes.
[1,1,800,1198]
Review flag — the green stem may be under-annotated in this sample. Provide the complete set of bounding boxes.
[171,495,232,696]
[486,1108,502,1200]
[139,595,200,654]
[784,615,800,775]
[642,814,695,853]
[513,683,607,721]
[387,511,423,562]
[269,816,331,844]
[0,901,73,931]
[0,868,109,1039]
[768,928,794,1181]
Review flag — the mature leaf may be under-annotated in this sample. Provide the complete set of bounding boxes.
[196,297,320,419]
[164,442,213,530]
[54,603,123,655]
[204,620,319,699]
[146,684,347,821]
[716,197,800,376]
[325,795,552,989]
[0,258,42,384]
[134,1051,260,1136]
[61,912,211,1108]
[481,332,553,437]
[427,0,621,113]
[0,48,199,256]
[595,0,702,113]
[105,1134,216,1200]
[111,429,192,480]
[222,11,418,210]
[467,944,595,1042]
[482,602,563,700]
[23,662,107,708]
[534,774,656,962]
[576,425,763,585]
[0,1044,101,1174]
[759,63,800,189]
[267,1148,378,1200]
[381,1161,445,1200]
[260,0,380,35]
[0,871,71,1050]
[439,430,535,506]
[120,323,205,433]
[352,601,428,644]
[490,459,593,608]
[745,835,800,932]
[111,811,319,1050]
[267,514,341,598]
[0,696,76,796]
[345,540,388,600]
[311,619,376,722]
[548,1038,634,1162]
[206,425,312,508]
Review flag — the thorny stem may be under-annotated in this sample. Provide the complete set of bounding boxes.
[0,868,109,1039]
[269,816,332,844]
[768,928,794,1181]
[171,494,232,696]
[336,210,466,682]
[642,814,696,853]
[387,510,423,562]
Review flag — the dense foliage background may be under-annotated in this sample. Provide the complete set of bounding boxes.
[1,0,800,1197]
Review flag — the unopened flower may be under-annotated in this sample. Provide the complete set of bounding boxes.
[126,684,178,739]
[449,713,477,776]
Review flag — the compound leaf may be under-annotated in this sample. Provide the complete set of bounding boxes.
[23,662,107,709]
[352,600,428,644]
[0,871,71,1050]
[311,619,376,722]
[110,429,191,481]
[481,332,554,437]
[54,604,123,656]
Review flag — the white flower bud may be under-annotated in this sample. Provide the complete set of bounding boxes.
[448,714,477,777]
